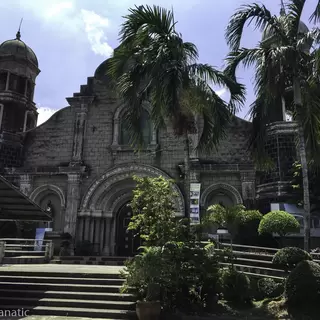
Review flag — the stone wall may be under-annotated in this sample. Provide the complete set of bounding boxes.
[23,107,74,167]
[0,132,23,171]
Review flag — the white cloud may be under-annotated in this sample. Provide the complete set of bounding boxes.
[37,106,56,126]
[215,88,227,97]
[81,9,113,57]
[45,1,73,18]
[15,0,113,57]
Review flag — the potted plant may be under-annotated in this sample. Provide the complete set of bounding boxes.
[121,247,163,320]
[136,282,161,320]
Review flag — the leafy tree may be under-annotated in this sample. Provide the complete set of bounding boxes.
[258,210,300,246]
[108,5,245,218]
[128,175,186,246]
[225,0,320,251]
[203,204,262,247]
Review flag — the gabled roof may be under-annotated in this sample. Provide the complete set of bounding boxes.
[0,175,52,221]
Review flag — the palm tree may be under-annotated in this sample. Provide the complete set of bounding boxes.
[225,0,320,251]
[108,5,245,219]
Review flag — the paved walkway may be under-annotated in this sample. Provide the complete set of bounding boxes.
[0,264,124,274]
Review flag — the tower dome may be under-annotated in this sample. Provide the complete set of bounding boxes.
[0,31,38,67]
[261,4,311,52]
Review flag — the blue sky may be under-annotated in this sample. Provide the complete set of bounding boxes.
[0,0,315,124]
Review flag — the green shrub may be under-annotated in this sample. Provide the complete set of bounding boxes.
[256,278,284,300]
[272,247,312,270]
[285,260,320,307]
[219,267,251,304]
[258,211,300,238]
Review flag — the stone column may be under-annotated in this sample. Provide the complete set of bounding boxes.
[5,72,10,91]
[0,104,4,131]
[23,111,30,132]
[103,217,112,256]
[94,218,100,248]
[99,218,105,253]
[89,217,95,243]
[19,174,33,196]
[84,217,90,241]
[112,119,120,145]
[64,173,81,238]
[78,217,84,243]
[240,171,256,208]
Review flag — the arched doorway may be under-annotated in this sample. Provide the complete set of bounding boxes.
[115,202,141,256]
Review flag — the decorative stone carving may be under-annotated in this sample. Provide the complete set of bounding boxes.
[240,171,256,201]
[200,183,243,207]
[80,164,185,216]
[30,184,66,207]
[19,174,33,196]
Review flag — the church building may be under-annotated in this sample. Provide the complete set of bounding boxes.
[0,30,298,255]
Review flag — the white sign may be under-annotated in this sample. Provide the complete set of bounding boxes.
[34,228,52,251]
[190,183,201,225]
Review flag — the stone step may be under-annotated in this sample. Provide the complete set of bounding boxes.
[53,256,128,261]
[2,256,46,264]
[0,282,123,293]
[0,270,122,279]
[5,250,45,257]
[0,305,136,319]
[0,289,134,302]
[50,259,125,266]
[0,297,135,310]
[0,275,124,286]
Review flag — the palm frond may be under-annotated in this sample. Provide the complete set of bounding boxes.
[286,0,307,39]
[120,5,176,43]
[309,1,320,23]
[226,3,280,51]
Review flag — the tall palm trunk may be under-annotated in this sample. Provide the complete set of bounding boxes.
[184,131,191,220]
[294,77,311,252]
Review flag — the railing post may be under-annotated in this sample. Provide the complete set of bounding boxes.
[45,241,53,262]
[0,241,6,264]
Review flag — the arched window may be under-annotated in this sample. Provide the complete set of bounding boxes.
[120,109,152,146]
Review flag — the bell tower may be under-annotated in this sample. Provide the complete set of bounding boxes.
[0,28,40,171]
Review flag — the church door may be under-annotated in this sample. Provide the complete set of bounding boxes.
[116,202,141,257]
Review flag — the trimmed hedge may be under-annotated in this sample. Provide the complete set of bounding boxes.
[285,260,320,307]
[272,247,312,270]
[219,267,251,303]
[256,278,284,300]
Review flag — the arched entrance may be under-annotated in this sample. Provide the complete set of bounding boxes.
[115,202,141,256]
[30,185,65,232]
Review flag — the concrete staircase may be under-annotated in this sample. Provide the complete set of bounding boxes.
[50,256,128,266]
[0,267,136,319]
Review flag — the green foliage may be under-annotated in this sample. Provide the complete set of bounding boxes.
[108,5,244,152]
[258,211,300,238]
[285,260,320,307]
[121,242,221,311]
[218,267,251,304]
[256,278,284,300]
[204,204,262,239]
[272,247,312,271]
[128,175,185,246]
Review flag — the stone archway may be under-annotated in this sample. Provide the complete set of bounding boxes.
[200,183,242,208]
[79,163,185,255]
[30,184,66,231]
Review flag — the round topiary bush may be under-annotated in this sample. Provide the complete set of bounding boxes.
[219,267,251,303]
[258,211,300,238]
[285,260,320,307]
[256,278,284,300]
[272,247,312,270]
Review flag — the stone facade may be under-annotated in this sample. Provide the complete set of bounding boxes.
[0,34,297,255]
